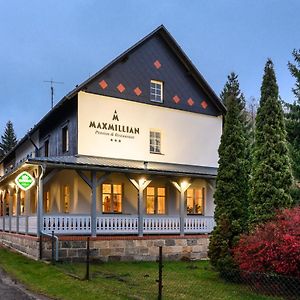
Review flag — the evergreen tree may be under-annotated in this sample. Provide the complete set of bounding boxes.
[208,76,249,271]
[249,59,292,228]
[0,121,17,156]
[285,49,300,204]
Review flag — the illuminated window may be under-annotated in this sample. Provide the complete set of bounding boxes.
[150,80,163,103]
[44,191,50,213]
[63,185,70,213]
[20,190,25,214]
[146,187,166,214]
[44,140,49,157]
[62,125,69,153]
[102,184,122,213]
[150,131,161,154]
[186,188,205,214]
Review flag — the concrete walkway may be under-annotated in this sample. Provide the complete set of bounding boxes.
[0,268,50,300]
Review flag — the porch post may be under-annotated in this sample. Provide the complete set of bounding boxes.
[129,178,152,237]
[16,187,20,234]
[8,190,12,232]
[76,170,111,237]
[91,171,97,237]
[0,191,3,231]
[171,180,191,236]
[2,191,6,232]
[37,166,45,237]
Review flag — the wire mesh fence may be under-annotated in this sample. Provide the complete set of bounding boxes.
[50,239,300,300]
[221,269,300,300]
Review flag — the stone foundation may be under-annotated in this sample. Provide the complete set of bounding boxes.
[0,232,39,259]
[1,232,209,262]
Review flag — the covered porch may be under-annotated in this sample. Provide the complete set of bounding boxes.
[0,156,216,237]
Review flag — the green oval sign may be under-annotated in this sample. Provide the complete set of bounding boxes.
[15,171,35,191]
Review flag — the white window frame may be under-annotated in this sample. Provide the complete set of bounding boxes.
[150,80,163,103]
[150,130,161,154]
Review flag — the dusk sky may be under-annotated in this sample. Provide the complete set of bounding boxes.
[0,0,299,139]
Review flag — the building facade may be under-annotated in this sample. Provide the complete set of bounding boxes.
[0,26,225,261]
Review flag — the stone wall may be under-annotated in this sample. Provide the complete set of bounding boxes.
[0,232,39,259]
[41,236,209,262]
[0,232,209,262]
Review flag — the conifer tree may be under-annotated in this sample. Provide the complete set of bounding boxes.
[208,75,249,271]
[0,121,17,157]
[249,59,292,228]
[285,50,300,204]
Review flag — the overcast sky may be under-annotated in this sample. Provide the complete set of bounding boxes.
[0,0,299,138]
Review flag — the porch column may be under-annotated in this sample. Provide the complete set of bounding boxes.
[129,178,152,237]
[16,187,20,233]
[8,190,12,232]
[0,191,3,231]
[2,191,6,231]
[25,190,30,235]
[76,170,110,237]
[37,166,45,237]
[171,180,191,236]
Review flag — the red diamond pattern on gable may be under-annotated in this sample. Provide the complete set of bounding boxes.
[201,100,208,109]
[173,95,181,104]
[117,83,125,93]
[187,98,194,106]
[99,80,108,89]
[154,60,161,69]
[134,87,142,96]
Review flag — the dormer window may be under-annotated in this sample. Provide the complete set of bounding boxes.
[150,80,163,103]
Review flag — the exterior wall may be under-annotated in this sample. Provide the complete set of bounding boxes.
[43,170,214,216]
[15,130,39,165]
[78,92,222,168]
[39,98,77,157]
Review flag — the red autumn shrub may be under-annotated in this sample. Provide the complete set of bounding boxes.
[233,206,300,277]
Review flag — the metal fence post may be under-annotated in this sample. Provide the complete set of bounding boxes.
[85,237,90,280]
[157,246,163,300]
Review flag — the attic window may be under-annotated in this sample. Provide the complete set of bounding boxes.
[150,80,163,103]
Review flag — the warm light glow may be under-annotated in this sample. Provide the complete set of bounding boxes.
[181,180,189,189]
[9,182,15,188]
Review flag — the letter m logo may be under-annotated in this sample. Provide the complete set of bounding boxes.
[112,110,119,121]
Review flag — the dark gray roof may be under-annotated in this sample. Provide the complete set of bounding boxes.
[27,155,217,178]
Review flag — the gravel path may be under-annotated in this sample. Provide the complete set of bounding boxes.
[0,268,51,300]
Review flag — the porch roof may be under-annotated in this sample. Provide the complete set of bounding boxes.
[27,155,217,178]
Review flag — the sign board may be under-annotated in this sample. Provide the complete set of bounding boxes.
[15,171,35,191]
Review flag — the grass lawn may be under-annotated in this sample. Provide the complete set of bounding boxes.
[0,247,277,300]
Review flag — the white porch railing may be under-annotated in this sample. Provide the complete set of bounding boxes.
[97,215,138,234]
[43,215,91,235]
[0,215,215,235]
[185,216,215,233]
[144,216,180,234]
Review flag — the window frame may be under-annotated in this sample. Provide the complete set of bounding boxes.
[101,183,123,214]
[150,80,163,103]
[146,186,166,215]
[186,187,205,215]
[149,130,162,154]
[44,139,49,157]
[62,125,69,153]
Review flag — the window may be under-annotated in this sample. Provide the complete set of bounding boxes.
[20,191,25,214]
[186,188,205,214]
[102,184,122,213]
[63,185,70,213]
[44,191,50,213]
[146,187,166,214]
[44,140,49,157]
[150,130,161,154]
[62,125,69,153]
[150,80,163,103]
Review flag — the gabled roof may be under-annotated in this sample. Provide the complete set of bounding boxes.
[0,25,225,165]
